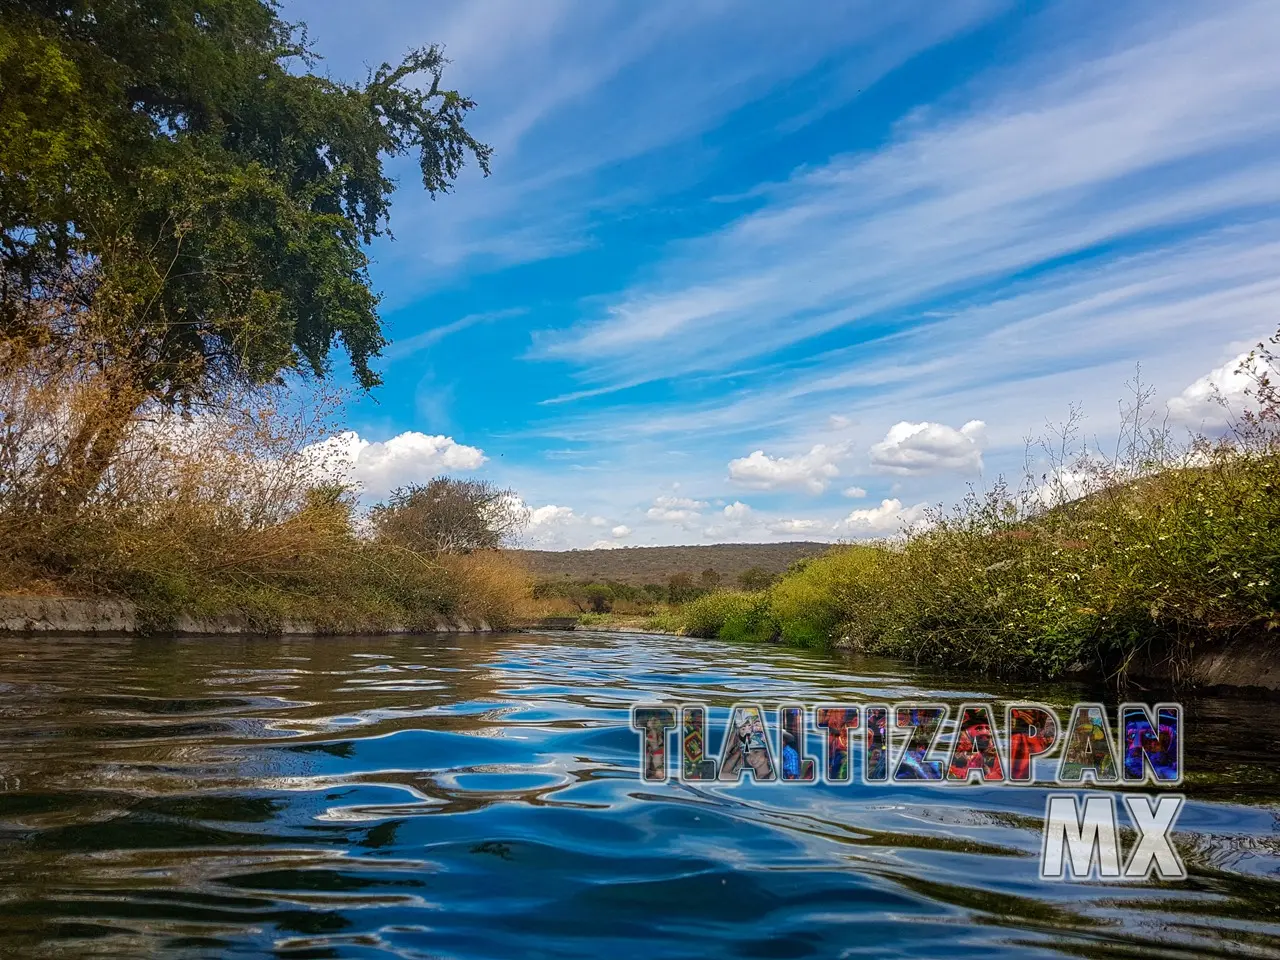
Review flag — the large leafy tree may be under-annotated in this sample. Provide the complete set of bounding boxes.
[0,0,490,506]
[370,478,528,555]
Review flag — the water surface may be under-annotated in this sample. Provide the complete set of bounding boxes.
[0,631,1277,958]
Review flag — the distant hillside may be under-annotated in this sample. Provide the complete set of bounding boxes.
[509,542,831,585]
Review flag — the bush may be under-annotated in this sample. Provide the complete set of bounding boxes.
[713,352,1280,680]
[678,590,777,642]
[0,364,530,632]
[770,545,886,648]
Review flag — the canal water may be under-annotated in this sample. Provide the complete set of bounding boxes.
[0,630,1277,958]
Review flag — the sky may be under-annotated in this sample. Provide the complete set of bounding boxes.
[284,0,1280,549]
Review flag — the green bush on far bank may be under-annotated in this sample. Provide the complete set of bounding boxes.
[662,356,1280,679]
[680,590,775,643]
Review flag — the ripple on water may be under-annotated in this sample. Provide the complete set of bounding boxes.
[0,630,1277,959]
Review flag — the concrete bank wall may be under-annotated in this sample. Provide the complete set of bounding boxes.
[0,595,489,637]
[1129,630,1280,693]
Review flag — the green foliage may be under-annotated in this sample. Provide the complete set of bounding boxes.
[0,384,525,632]
[736,566,775,591]
[770,546,886,648]
[1,1,489,398]
[583,583,613,613]
[667,572,702,604]
[718,591,777,644]
[370,478,527,555]
[643,608,685,634]
[663,354,1280,679]
[824,449,1279,676]
[680,590,776,642]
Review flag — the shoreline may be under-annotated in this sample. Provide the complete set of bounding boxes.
[4,595,1277,695]
[0,594,492,637]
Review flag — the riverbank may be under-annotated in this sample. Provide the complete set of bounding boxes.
[0,382,532,634]
[659,424,1280,687]
[0,594,493,636]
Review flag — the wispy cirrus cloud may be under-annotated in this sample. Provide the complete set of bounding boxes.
[535,2,1280,390]
[291,1,1280,548]
[302,0,1001,298]
[382,308,528,362]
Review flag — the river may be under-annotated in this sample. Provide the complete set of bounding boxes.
[0,630,1277,958]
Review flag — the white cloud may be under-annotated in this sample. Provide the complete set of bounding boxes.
[382,308,527,362]
[723,501,753,520]
[611,524,632,538]
[727,444,843,493]
[529,504,576,527]
[655,495,708,509]
[589,539,625,550]
[1033,469,1098,509]
[1167,351,1264,428]
[869,420,986,475]
[306,430,486,498]
[330,0,994,302]
[535,2,1280,402]
[589,515,609,527]
[769,518,826,534]
[646,494,709,521]
[295,3,1280,552]
[647,508,702,521]
[835,498,930,535]
[842,485,868,498]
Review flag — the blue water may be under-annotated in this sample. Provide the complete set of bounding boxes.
[0,630,1277,958]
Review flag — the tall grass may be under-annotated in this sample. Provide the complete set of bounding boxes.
[666,351,1280,680]
[0,341,527,631]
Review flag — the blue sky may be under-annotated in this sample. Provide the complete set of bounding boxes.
[287,0,1280,548]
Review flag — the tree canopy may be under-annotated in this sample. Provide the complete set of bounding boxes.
[0,0,490,400]
[370,478,528,555]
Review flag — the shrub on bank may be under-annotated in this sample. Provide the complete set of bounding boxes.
[680,590,771,640]
[666,351,1280,679]
[824,446,1280,677]
[769,545,888,648]
[0,369,528,632]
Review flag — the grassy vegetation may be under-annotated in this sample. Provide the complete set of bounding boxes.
[0,362,527,633]
[665,360,1280,680]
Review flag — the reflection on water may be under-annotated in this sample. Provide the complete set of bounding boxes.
[0,631,1277,958]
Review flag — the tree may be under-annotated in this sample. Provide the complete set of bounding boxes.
[667,572,699,604]
[370,478,527,555]
[737,566,775,591]
[583,584,613,614]
[0,1,490,509]
[699,568,722,590]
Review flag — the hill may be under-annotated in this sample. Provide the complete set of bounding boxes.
[509,542,831,586]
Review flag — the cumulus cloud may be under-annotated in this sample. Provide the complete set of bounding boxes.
[611,524,632,538]
[590,539,624,550]
[835,498,929,535]
[1167,351,1264,428]
[529,504,576,527]
[869,420,985,475]
[305,430,486,497]
[647,494,708,521]
[722,501,753,520]
[842,485,868,498]
[769,518,826,534]
[1033,469,1098,509]
[727,444,843,493]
